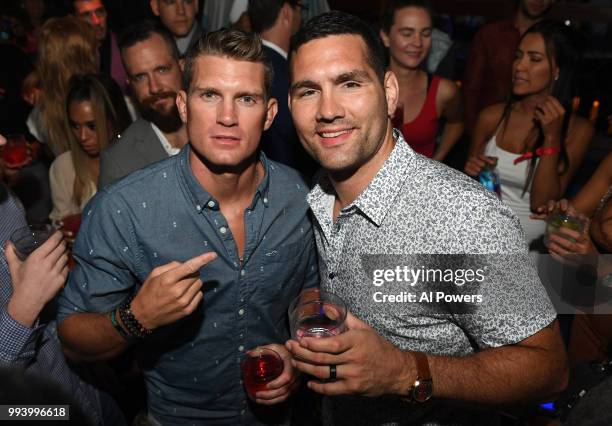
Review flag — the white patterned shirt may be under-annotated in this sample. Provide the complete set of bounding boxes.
[307,131,557,425]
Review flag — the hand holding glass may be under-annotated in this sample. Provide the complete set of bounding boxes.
[289,288,347,339]
[241,347,284,400]
[545,212,586,245]
[10,224,56,260]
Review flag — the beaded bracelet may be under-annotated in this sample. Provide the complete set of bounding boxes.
[108,308,132,341]
[118,298,152,339]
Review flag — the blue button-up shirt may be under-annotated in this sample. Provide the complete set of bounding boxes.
[57,146,318,425]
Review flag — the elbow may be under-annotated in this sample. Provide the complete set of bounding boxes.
[551,361,570,398]
[540,358,570,402]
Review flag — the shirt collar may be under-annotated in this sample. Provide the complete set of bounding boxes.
[178,145,272,214]
[174,22,198,54]
[150,122,181,156]
[308,130,415,227]
[262,39,288,60]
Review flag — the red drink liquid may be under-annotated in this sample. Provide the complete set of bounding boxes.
[242,352,284,399]
[62,213,82,237]
[2,137,28,166]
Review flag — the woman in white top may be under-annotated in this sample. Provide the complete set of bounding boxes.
[49,74,128,223]
[465,21,594,248]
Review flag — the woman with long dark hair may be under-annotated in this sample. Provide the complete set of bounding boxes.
[465,20,593,247]
[48,74,130,223]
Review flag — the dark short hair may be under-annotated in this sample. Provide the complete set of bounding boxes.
[289,11,386,83]
[248,0,300,33]
[72,0,106,14]
[183,28,274,99]
[117,20,179,61]
[380,0,433,33]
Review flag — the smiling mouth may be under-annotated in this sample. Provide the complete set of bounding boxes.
[319,129,352,138]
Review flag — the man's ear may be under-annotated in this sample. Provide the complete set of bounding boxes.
[177,90,188,124]
[149,0,160,17]
[384,70,399,118]
[264,98,278,131]
[280,2,292,27]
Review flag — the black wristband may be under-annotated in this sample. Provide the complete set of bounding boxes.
[108,308,132,341]
[118,298,152,339]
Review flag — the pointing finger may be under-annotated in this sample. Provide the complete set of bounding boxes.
[169,251,218,281]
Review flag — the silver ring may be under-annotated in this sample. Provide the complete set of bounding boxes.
[329,364,337,380]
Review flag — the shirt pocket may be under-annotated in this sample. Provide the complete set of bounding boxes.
[252,240,309,311]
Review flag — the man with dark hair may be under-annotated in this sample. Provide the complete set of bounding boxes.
[98,20,187,188]
[286,11,568,425]
[58,28,316,425]
[248,0,316,179]
[73,0,128,93]
[150,0,202,57]
[463,0,556,134]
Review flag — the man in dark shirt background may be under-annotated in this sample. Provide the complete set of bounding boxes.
[249,0,317,180]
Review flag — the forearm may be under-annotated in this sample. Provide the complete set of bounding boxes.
[58,312,130,362]
[394,326,568,404]
[530,137,563,210]
[434,122,464,161]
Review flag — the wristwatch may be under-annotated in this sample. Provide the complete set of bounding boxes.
[406,351,433,403]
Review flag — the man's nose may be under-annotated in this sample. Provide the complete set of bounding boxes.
[316,91,344,122]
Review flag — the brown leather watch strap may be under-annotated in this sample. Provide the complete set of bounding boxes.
[413,351,431,381]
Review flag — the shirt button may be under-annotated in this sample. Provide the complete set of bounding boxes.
[207,200,215,208]
[263,197,268,204]
[238,309,245,316]
[240,269,246,277]
[329,272,335,279]
[219,226,227,234]
[238,345,244,351]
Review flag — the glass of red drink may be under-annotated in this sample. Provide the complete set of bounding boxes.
[289,288,347,340]
[61,213,82,238]
[2,134,29,167]
[241,347,284,400]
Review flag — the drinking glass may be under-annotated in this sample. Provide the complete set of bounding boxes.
[289,288,347,340]
[61,213,82,238]
[2,134,29,167]
[10,224,55,260]
[545,212,586,245]
[241,347,284,399]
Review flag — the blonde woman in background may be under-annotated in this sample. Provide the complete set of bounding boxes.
[27,17,99,155]
[49,74,130,224]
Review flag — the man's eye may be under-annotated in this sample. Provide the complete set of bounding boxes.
[240,96,255,104]
[345,82,360,89]
[158,67,169,74]
[132,75,145,83]
[298,89,316,98]
[200,91,216,99]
